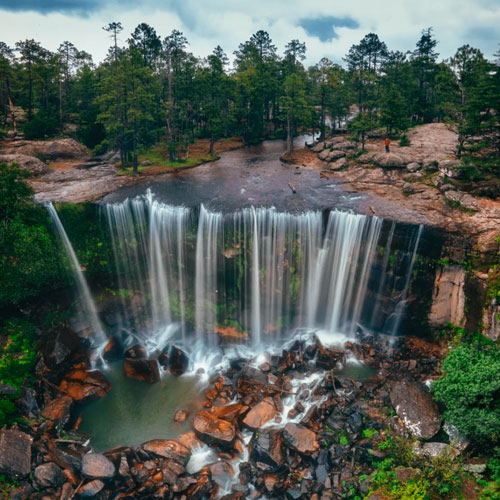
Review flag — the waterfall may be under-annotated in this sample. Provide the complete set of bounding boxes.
[89,193,426,348]
[47,203,106,348]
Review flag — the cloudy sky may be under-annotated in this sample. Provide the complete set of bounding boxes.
[0,0,499,66]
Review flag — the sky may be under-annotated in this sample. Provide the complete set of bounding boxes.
[0,0,499,66]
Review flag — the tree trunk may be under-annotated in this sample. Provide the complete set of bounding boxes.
[27,61,32,121]
[361,132,366,152]
[286,113,293,155]
[209,134,216,155]
[58,80,63,131]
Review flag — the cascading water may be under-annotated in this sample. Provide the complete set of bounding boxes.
[46,203,107,354]
[102,192,421,350]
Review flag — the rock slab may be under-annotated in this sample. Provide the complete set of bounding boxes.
[81,453,115,479]
[389,380,440,439]
[0,429,33,479]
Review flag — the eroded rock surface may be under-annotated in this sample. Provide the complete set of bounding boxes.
[390,380,441,439]
[429,265,466,326]
[0,429,32,479]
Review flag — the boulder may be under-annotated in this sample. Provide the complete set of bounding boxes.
[358,152,378,164]
[42,327,80,369]
[168,347,189,375]
[406,162,421,172]
[458,194,479,212]
[418,442,460,459]
[3,138,88,160]
[59,369,111,403]
[34,462,65,488]
[193,411,236,448]
[330,157,347,171]
[326,150,346,162]
[374,152,406,168]
[140,439,189,463]
[310,142,325,153]
[282,423,319,455]
[332,140,357,150]
[428,265,466,326]
[389,380,440,439]
[78,479,105,497]
[0,383,17,396]
[0,154,48,175]
[81,453,115,479]
[402,183,415,195]
[242,398,276,429]
[443,422,470,451]
[422,157,440,171]
[124,344,147,359]
[439,159,462,178]
[318,149,331,161]
[174,409,190,422]
[124,358,160,383]
[250,429,286,467]
[41,395,73,426]
[0,429,32,479]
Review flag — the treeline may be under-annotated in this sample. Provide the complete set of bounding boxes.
[0,25,499,172]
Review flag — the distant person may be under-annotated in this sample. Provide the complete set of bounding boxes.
[384,137,391,153]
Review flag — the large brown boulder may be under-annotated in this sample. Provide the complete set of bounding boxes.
[193,411,236,448]
[389,380,441,439]
[124,358,160,383]
[81,453,115,479]
[59,369,111,403]
[0,429,33,479]
[3,138,88,160]
[34,462,65,488]
[41,395,73,426]
[140,439,189,463]
[250,429,286,467]
[242,398,276,429]
[282,423,319,455]
[0,153,48,175]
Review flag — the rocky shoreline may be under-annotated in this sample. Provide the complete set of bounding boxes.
[1,325,469,500]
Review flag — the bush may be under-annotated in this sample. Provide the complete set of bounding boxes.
[0,318,37,426]
[433,344,500,448]
[0,163,64,305]
[399,134,410,147]
[22,108,59,140]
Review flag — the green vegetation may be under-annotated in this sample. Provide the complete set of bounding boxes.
[0,163,64,306]
[433,343,500,450]
[1,26,498,174]
[0,318,37,426]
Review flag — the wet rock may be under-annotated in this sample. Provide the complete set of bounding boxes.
[59,369,111,403]
[428,265,466,326]
[193,411,236,448]
[125,344,147,359]
[389,380,440,439]
[174,409,190,422]
[0,429,32,479]
[140,439,189,463]
[102,336,122,361]
[81,453,115,479]
[168,347,189,375]
[41,395,73,426]
[242,398,276,429]
[78,479,105,497]
[42,327,81,370]
[124,358,160,383]
[250,429,286,467]
[236,365,268,393]
[162,457,186,484]
[16,386,39,415]
[0,153,49,175]
[283,423,320,455]
[34,462,65,488]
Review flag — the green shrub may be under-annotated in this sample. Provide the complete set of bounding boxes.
[399,134,410,147]
[22,108,59,140]
[0,318,37,426]
[0,163,64,305]
[433,344,500,448]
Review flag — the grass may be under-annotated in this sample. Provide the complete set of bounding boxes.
[117,145,219,176]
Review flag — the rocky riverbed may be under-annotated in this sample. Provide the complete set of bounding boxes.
[1,324,470,500]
